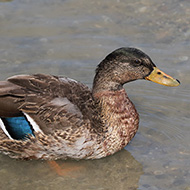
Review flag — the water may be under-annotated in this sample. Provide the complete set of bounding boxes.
[0,0,189,189]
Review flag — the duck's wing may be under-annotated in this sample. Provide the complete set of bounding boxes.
[0,74,92,138]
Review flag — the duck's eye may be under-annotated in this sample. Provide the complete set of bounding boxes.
[134,59,142,66]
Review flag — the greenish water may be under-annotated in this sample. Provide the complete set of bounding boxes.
[0,0,189,189]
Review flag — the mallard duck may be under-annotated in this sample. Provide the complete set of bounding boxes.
[0,47,180,160]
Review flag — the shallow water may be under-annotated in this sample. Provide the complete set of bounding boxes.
[0,0,189,189]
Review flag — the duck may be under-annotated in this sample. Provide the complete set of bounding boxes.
[0,47,180,160]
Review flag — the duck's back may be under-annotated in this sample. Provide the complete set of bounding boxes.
[0,74,96,138]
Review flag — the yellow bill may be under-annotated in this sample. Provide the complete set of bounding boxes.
[145,67,180,87]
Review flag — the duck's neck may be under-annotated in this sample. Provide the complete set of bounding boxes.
[92,68,123,95]
[92,88,139,157]
[92,80,122,94]
[93,88,137,120]
[93,88,139,133]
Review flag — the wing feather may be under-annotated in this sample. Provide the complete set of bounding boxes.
[0,74,93,134]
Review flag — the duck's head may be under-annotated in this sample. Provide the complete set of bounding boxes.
[92,47,180,94]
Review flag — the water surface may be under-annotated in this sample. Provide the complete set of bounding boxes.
[0,0,189,189]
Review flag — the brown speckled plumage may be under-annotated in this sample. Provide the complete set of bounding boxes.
[0,47,180,160]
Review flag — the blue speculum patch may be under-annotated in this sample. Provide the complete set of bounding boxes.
[2,116,34,140]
